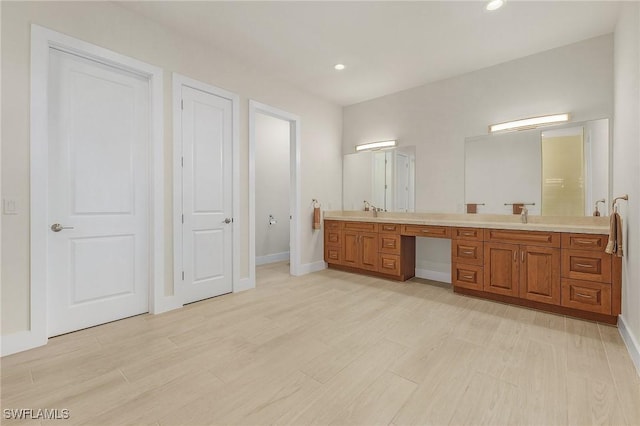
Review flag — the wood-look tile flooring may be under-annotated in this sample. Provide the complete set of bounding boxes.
[2,262,639,425]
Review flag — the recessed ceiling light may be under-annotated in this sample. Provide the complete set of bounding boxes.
[486,0,504,11]
[334,64,345,71]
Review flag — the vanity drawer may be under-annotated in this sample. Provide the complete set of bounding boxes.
[324,245,342,264]
[324,229,342,246]
[562,233,608,251]
[484,229,560,248]
[379,233,401,255]
[378,253,401,276]
[451,240,483,266]
[453,227,483,241]
[401,224,451,238]
[561,279,611,315]
[452,263,483,291]
[378,223,401,234]
[343,221,377,232]
[562,249,611,283]
[324,220,343,231]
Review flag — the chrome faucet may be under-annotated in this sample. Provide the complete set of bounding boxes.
[520,206,528,224]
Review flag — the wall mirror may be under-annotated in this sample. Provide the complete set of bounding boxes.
[464,118,610,216]
[343,146,416,212]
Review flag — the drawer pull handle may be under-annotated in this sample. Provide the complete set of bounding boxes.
[514,251,517,262]
[462,232,473,236]
[576,263,594,268]
[576,293,593,299]
[462,250,473,255]
[422,229,431,233]
[462,274,473,279]
[575,239,596,245]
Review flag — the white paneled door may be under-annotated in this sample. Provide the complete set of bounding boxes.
[47,49,151,336]
[180,86,233,304]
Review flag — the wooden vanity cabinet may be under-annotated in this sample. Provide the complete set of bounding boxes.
[323,220,343,264]
[451,228,484,291]
[560,233,618,316]
[483,232,561,304]
[342,223,378,272]
[324,220,414,280]
[325,219,620,324]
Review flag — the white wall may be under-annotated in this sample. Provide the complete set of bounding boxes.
[255,113,290,262]
[343,35,614,280]
[613,2,640,373]
[1,2,342,336]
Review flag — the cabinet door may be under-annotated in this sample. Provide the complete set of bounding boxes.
[484,242,519,297]
[342,230,360,268]
[359,232,379,271]
[519,246,560,305]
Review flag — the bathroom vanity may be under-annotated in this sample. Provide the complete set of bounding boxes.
[323,212,621,324]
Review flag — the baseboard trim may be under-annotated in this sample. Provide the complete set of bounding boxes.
[296,260,327,276]
[256,251,290,266]
[618,314,640,378]
[1,330,47,357]
[415,268,451,284]
[235,277,254,293]
[152,295,183,315]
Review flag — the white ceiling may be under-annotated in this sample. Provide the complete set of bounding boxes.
[118,1,621,106]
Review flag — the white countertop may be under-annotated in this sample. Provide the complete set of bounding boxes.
[323,211,610,234]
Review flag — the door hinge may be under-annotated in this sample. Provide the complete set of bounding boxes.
[181,157,184,167]
[182,271,184,280]
[182,214,184,224]
[181,99,184,110]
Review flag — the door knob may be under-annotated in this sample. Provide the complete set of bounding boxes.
[223,218,232,224]
[50,223,74,232]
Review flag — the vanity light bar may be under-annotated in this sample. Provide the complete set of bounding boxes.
[489,113,570,133]
[355,140,397,152]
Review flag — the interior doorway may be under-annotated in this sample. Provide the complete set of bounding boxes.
[254,113,291,266]
[249,101,301,287]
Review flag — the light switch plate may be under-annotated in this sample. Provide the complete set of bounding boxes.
[2,199,17,215]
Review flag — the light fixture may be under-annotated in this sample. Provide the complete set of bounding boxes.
[486,0,504,11]
[355,140,397,152]
[489,113,570,133]
[334,64,345,71]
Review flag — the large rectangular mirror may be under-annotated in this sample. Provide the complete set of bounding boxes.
[464,118,610,216]
[343,146,416,212]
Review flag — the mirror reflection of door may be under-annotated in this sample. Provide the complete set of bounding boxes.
[541,126,585,216]
[371,149,415,212]
[342,146,416,212]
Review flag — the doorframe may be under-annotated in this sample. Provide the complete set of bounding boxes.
[172,73,240,301]
[13,25,165,356]
[249,100,302,287]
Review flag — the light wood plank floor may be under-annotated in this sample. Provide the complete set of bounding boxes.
[2,262,639,425]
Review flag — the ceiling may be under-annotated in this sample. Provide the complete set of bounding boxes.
[118,1,621,106]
